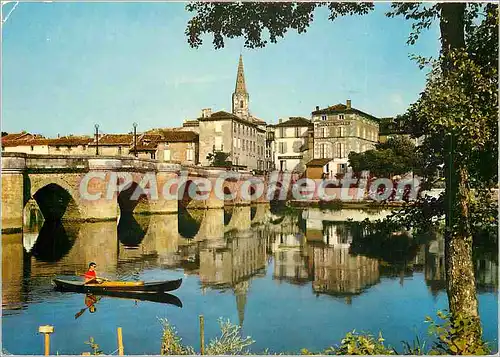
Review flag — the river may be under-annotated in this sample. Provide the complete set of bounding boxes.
[2,205,498,354]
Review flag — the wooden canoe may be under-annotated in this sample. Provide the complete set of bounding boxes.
[53,278,182,293]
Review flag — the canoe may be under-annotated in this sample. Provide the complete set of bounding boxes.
[53,278,182,293]
[93,291,183,308]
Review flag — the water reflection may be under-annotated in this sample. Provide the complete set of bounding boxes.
[3,205,497,316]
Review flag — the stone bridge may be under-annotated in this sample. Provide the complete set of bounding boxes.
[1,153,270,233]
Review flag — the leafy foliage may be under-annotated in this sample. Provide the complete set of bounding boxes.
[186,3,373,49]
[84,337,103,355]
[159,318,195,355]
[206,151,232,168]
[205,318,255,355]
[426,310,490,355]
[348,136,421,178]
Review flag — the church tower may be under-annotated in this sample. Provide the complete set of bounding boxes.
[232,55,250,119]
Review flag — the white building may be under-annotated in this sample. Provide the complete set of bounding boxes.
[273,117,313,173]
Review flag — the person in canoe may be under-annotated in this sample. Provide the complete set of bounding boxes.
[84,262,106,284]
[85,294,99,313]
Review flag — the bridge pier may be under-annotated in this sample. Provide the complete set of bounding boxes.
[2,155,26,233]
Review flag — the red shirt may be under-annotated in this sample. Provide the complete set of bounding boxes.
[84,270,96,280]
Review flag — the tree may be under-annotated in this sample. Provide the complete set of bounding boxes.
[348,136,421,178]
[186,2,498,344]
[206,151,232,168]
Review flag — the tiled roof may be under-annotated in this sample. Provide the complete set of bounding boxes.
[1,132,33,141]
[198,111,260,127]
[275,117,312,128]
[48,136,93,146]
[158,130,198,142]
[312,103,379,122]
[306,158,332,167]
[2,138,51,147]
[90,134,133,146]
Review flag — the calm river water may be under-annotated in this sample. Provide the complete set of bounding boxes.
[2,205,498,354]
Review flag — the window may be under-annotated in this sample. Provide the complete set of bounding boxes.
[215,136,222,150]
[321,115,327,121]
[233,123,236,133]
[280,160,287,171]
[164,149,171,161]
[187,148,194,161]
[238,138,241,148]
[279,142,285,154]
[55,146,60,151]
[31,146,34,151]
[240,100,244,109]
[319,143,326,158]
[233,137,237,149]
[151,152,156,159]
[338,127,344,137]
[295,127,300,137]
[337,143,345,158]
[118,146,122,155]
[339,114,345,120]
[279,127,284,138]
[322,127,328,138]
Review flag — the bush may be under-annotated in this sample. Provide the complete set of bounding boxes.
[159,318,195,355]
[426,310,490,355]
[205,318,254,355]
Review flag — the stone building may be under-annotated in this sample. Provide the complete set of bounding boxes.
[155,130,199,165]
[88,134,134,156]
[196,55,268,171]
[273,117,313,173]
[311,100,379,176]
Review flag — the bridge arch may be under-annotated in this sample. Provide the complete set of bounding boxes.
[117,181,150,215]
[27,176,82,221]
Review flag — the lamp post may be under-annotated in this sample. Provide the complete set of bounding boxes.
[94,124,100,156]
[133,122,138,157]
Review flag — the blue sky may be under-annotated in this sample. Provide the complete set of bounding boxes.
[2,2,440,137]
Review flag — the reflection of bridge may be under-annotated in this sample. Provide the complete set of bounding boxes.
[2,153,270,233]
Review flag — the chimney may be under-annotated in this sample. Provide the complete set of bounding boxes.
[57,133,60,138]
[279,118,283,124]
[201,108,212,118]
[315,106,319,111]
[346,99,351,109]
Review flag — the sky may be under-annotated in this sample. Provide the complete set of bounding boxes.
[2,2,440,137]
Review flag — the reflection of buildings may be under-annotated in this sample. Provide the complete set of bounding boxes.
[199,230,267,287]
[198,230,267,326]
[424,237,498,294]
[307,242,380,297]
[304,213,381,298]
[270,231,310,285]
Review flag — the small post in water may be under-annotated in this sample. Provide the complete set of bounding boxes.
[117,327,124,356]
[199,315,205,355]
[38,325,54,356]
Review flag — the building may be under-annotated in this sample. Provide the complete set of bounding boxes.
[196,55,268,171]
[155,130,199,165]
[88,134,133,156]
[265,126,276,171]
[273,117,313,173]
[310,100,379,177]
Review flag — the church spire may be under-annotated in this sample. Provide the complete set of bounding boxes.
[235,54,247,94]
[232,55,250,118]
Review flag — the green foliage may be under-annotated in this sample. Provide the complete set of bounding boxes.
[327,331,396,355]
[206,151,232,168]
[426,310,490,355]
[185,3,374,49]
[205,318,255,355]
[84,337,103,355]
[348,136,421,178]
[159,318,195,355]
